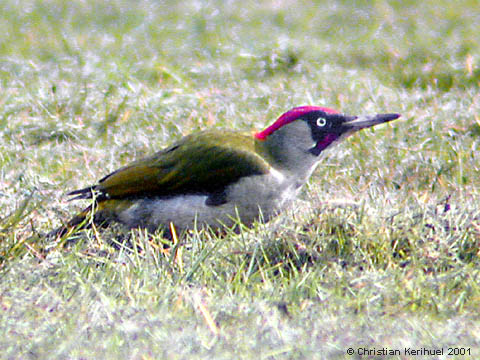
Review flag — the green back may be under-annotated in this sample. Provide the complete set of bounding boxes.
[97,130,271,199]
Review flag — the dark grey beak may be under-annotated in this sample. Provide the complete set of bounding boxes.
[342,113,401,132]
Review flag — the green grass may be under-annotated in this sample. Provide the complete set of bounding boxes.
[1,0,480,358]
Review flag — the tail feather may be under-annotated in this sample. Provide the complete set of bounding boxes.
[47,205,94,239]
[67,186,94,198]
[47,199,117,240]
[67,186,107,201]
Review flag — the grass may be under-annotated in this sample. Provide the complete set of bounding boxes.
[1,0,480,358]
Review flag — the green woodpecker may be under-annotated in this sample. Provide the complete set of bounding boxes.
[53,106,400,237]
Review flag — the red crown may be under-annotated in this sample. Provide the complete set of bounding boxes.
[255,106,339,140]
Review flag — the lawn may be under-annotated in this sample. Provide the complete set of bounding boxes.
[1,0,480,359]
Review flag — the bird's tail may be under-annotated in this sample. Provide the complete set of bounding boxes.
[47,204,97,239]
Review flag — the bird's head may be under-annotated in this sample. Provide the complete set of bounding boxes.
[255,106,400,157]
[254,106,400,176]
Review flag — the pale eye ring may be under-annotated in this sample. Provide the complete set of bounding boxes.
[316,117,327,127]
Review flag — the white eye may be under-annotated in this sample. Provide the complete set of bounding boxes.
[316,117,327,127]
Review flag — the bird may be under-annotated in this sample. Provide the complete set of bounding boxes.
[52,106,400,238]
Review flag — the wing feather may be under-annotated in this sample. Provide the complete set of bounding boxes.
[69,130,271,200]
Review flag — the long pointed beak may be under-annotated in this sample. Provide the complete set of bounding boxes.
[342,113,401,133]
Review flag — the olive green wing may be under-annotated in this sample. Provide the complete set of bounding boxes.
[68,130,271,201]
